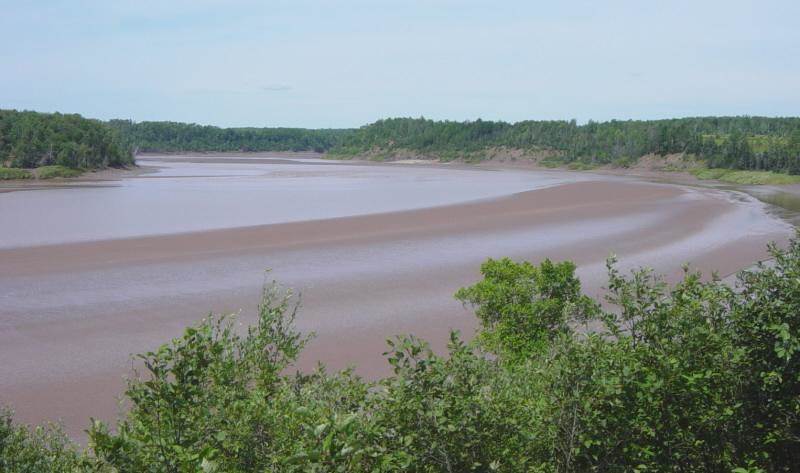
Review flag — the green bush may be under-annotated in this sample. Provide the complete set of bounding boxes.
[3,239,800,471]
[0,408,82,473]
[455,258,598,359]
[0,167,32,180]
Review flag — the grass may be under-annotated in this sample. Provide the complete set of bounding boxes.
[610,156,636,168]
[35,165,84,179]
[0,167,33,180]
[538,157,598,171]
[0,165,87,180]
[566,161,597,171]
[692,168,730,180]
[692,168,800,185]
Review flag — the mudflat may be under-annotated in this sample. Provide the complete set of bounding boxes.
[0,156,792,440]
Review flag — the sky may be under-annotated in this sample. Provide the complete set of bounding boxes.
[1,0,798,128]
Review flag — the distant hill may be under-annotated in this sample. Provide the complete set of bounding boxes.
[0,109,133,169]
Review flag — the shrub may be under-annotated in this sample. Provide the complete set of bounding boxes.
[0,167,32,180]
[0,408,81,473]
[455,258,598,359]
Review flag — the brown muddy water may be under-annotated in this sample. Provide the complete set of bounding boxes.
[0,155,794,440]
[0,157,584,248]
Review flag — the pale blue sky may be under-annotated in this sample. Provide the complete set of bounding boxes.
[1,0,798,128]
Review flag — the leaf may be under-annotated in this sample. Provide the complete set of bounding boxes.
[200,458,218,473]
[314,423,329,437]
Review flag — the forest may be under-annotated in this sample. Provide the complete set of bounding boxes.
[330,116,800,173]
[4,110,800,176]
[0,110,132,170]
[2,237,799,472]
[107,119,348,154]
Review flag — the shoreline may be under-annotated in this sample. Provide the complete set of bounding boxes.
[5,151,800,201]
[144,151,800,202]
[323,154,800,221]
[0,165,154,193]
[1,165,793,441]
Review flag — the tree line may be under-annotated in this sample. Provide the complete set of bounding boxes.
[4,109,800,174]
[0,110,133,169]
[331,116,800,173]
[107,119,349,154]
[3,236,799,471]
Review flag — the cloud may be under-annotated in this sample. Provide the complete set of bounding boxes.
[260,84,292,92]
[188,88,245,95]
[186,85,293,95]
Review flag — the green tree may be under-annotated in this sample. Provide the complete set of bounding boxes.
[455,258,597,359]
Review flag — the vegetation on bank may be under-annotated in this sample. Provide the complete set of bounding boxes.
[107,119,349,153]
[0,167,32,180]
[0,110,132,171]
[329,117,800,175]
[34,165,84,179]
[3,236,800,472]
[0,165,85,180]
[5,108,800,181]
[107,116,800,186]
[692,168,800,185]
